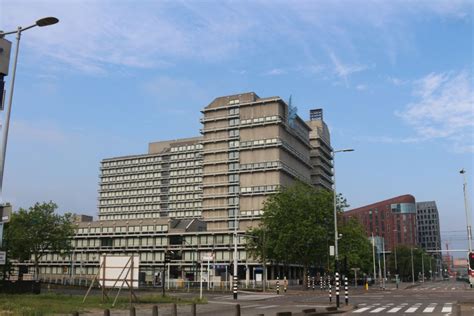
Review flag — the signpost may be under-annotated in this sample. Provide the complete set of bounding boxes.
[0,251,5,265]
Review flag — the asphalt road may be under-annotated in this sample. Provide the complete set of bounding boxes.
[76,279,472,315]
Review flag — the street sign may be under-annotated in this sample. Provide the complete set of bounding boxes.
[0,251,6,265]
[329,245,335,256]
[0,204,11,223]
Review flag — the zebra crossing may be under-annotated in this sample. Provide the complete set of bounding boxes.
[353,302,453,314]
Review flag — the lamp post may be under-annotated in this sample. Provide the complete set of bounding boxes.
[460,169,472,253]
[411,247,417,285]
[0,17,59,199]
[332,148,354,271]
[393,230,399,287]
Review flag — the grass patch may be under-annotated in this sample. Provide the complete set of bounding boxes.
[0,293,204,315]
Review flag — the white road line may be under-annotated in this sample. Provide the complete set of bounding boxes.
[370,307,387,313]
[441,304,452,313]
[353,307,371,313]
[405,304,422,313]
[423,304,437,313]
[242,304,261,309]
[256,305,278,309]
[451,287,455,290]
[387,307,402,313]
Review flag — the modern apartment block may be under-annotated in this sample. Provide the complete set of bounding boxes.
[31,92,335,284]
[416,201,442,253]
[343,195,418,251]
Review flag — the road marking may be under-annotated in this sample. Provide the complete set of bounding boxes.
[242,304,261,309]
[353,307,371,313]
[387,307,402,313]
[405,303,422,313]
[256,305,278,309]
[370,307,387,313]
[441,303,452,313]
[423,303,437,313]
[451,287,455,290]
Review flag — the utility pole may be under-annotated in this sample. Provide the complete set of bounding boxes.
[460,169,473,252]
[372,233,376,283]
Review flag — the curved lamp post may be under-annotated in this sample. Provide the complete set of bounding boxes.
[0,17,59,198]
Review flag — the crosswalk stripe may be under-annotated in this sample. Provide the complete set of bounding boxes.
[370,307,386,313]
[423,304,437,313]
[387,307,402,313]
[353,307,371,313]
[441,305,452,313]
[405,304,422,313]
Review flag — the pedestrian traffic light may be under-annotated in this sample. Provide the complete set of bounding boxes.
[164,251,171,263]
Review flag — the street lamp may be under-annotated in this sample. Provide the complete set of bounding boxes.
[333,148,354,270]
[459,169,472,253]
[411,247,415,285]
[0,17,59,197]
[393,230,399,287]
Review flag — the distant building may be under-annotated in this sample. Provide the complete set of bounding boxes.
[343,195,417,251]
[416,202,442,252]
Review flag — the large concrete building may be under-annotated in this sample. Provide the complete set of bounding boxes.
[32,92,335,285]
[343,195,418,251]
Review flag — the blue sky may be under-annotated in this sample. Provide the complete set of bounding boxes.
[1,0,473,251]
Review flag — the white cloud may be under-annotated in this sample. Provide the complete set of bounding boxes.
[263,68,286,76]
[396,70,474,152]
[387,76,409,86]
[356,84,368,91]
[329,52,369,84]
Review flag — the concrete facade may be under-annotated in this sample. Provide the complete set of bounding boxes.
[29,92,334,285]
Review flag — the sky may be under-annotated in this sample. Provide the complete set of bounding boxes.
[0,0,473,253]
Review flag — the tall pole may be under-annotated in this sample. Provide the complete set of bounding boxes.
[0,27,21,199]
[372,233,376,282]
[332,149,354,272]
[333,151,339,269]
[460,169,472,253]
[421,253,425,282]
[382,238,386,290]
[411,247,415,285]
[233,213,238,299]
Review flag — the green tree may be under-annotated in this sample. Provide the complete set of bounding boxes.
[386,246,433,282]
[4,202,76,280]
[338,217,373,276]
[247,181,334,288]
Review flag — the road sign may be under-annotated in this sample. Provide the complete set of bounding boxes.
[0,251,6,265]
[0,204,11,223]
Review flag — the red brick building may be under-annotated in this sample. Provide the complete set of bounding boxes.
[343,195,417,251]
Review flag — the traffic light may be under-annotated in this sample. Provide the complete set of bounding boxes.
[0,204,11,223]
[164,251,171,263]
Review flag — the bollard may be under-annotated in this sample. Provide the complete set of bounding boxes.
[328,278,332,303]
[235,304,241,316]
[104,309,110,316]
[130,306,136,316]
[344,276,349,305]
[152,305,158,316]
[276,312,292,316]
[312,277,315,290]
[320,276,323,291]
[171,303,177,316]
[307,275,310,290]
[276,276,280,294]
[335,272,340,309]
[233,276,238,300]
[284,276,287,293]
[191,303,196,316]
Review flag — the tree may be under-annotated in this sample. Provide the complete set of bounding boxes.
[386,246,433,282]
[338,217,373,276]
[247,181,334,288]
[4,202,76,280]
